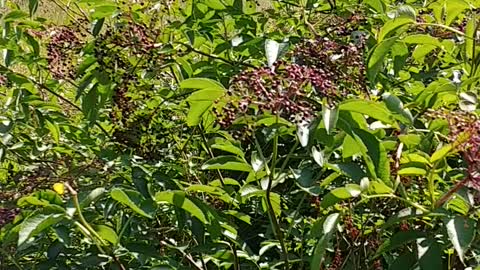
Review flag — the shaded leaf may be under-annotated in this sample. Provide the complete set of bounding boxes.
[444,216,475,263]
[311,213,340,269]
[417,238,443,270]
[375,231,427,257]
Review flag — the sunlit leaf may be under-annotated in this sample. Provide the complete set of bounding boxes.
[110,188,154,219]
[202,156,252,172]
[18,214,65,247]
[155,191,207,223]
[367,37,398,82]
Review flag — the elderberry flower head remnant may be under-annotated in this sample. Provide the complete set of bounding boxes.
[47,27,84,80]
[292,37,367,96]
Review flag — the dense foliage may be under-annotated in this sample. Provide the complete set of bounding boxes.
[2,0,480,269]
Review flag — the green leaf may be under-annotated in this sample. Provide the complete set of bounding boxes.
[110,188,153,219]
[466,19,476,59]
[3,49,13,67]
[389,251,417,270]
[364,0,385,13]
[261,192,281,217]
[80,187,106,209]
[204,0,226,9]
[395,5,416,20]
[224,210,251,224]
[339,100,398,127]
[354,129,391,184]
[383,208,427,228]
[397,167,427,176]
[430,144,452,163]
[92,18,104,36]
[444,216,476,263]
[368,181,393,194]
[412,44,437,61]
[399,134,422,148]
[45,120,60,143]
[29,0,38,17]
[367,37,398,82]
[187,101,211,126]
[326,163,366,181]
[445,0,469,26]
[18,214,65,247]
[201,156,252,172]
[447,195,470,215]
[94,225,118,245]
[17,190,64,207]
[180,78,225,90]
[375,231,427,257]
[155,191,207,223]
[382,92,413,125]
[186,88,224,102]
[377,18,413,43]
[310,213,340,269]
[321,184,362,208]
[400,153,430,165]
[210,138,244,158]
[417,238,443,270]
[3,10,28,22]
[91,5,118,19]
[186,184,234,204]
[403,34,441,47]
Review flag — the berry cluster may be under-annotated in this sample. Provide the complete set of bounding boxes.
[0,207,20,228]
[344,215,360,240]
[293,37,367,95]
[216,62,329,127]
[327,249,343,270]
[0,74,7,87]
[94,20,161,83]
[325,13,367,38]
[91,17,175,159]
[47,27,84,79]
[215,36,366,128]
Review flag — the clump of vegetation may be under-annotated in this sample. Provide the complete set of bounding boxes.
[1,0,480,269]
